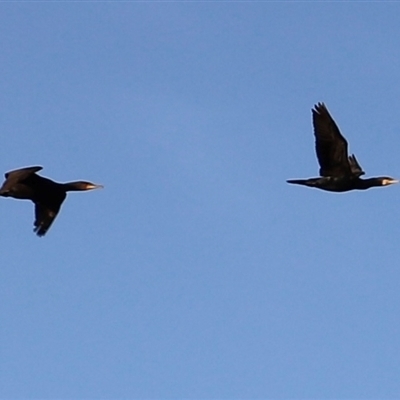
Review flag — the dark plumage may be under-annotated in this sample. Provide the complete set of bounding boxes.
[287,102,398,192]
[0,166,103,236]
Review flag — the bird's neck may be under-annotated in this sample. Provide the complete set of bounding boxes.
[62,182,86,191]
[354,178,384,190]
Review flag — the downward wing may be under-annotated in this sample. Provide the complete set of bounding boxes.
[312,103,354,177]
[33,201,63,237]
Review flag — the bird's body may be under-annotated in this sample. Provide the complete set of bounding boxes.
[287,176,396,192]
[0,166,102,236]
[287,103,398,192]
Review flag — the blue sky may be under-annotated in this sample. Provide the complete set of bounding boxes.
[1,2,400,398]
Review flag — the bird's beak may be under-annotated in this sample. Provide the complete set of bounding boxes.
[87,183,104,190]
[383,179,399,186]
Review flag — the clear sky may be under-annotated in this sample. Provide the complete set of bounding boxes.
[1,2,400,399]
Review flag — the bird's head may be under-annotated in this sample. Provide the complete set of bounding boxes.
[379,177,399,186]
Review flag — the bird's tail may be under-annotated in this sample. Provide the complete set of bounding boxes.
[286,179,309,186]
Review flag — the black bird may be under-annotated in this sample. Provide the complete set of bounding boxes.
[287,102,398,192]
[0,166,103,236]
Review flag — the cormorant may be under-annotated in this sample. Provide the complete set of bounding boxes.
[287,102,398,192]
[0,166,103,236]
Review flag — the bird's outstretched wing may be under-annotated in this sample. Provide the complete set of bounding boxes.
[312,103,358,177]
[33,201,62,237]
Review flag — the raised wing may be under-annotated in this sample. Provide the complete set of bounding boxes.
[0,166,43,196]
[4,166,43,180]
[348,154,365,177]
[312,103,352,177]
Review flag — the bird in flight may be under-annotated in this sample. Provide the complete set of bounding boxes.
[0,166,103,236]
[287,102,398,192]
